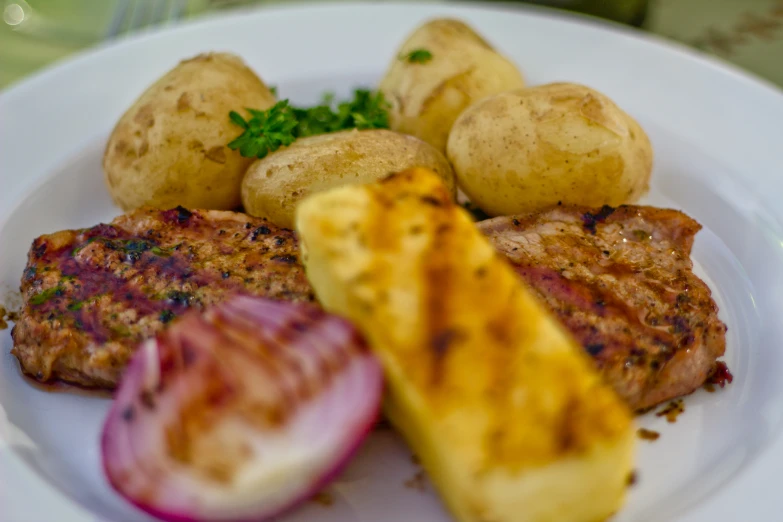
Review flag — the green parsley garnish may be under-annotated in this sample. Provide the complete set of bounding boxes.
[71,237,97,256]
[151,245,177,257]
[293,89,390,136]
[67,301,85,312]
[400,49,433,64]
[73,237,177,259]
[333,89,390,131]
[228,90,391,159]
[321,92,335,105]
[227,100,298,159]
[30,286,65,305]
[67,294,106,312]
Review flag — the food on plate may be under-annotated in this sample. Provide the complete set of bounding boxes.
[242,128,457,228]
[447,83,653,216]
[104,53,276,211]
[8,16,736,522]
[0,305,18,330]
[228,89,391,160]
[478,204,728,411]
[296,168,635,522]
[379,18,525,153]
[102,295,382,522]
[12,207,313,389]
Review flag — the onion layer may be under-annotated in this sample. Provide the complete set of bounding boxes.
[102,295,383,522]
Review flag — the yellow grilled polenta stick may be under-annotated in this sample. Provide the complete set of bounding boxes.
[296,167,634,522]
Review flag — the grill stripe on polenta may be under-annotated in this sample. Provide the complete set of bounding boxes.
[296,167,635,522]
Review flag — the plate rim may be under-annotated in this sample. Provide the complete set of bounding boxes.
[2,1,783,103]
[1,2,783,521]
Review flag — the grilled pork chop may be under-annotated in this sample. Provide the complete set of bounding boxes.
[478,205,728,411]
[12,207,314,389]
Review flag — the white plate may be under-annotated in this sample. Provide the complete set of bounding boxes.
[2,2,783,521]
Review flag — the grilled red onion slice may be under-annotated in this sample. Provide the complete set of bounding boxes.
[101,295,382,522]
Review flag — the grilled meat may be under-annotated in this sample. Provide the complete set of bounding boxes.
[12,207,314,389]
[478,205,728,411]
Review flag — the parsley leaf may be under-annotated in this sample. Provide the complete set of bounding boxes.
[227,100,298,159]
[67,301,85,312]
[321,91,335,105]
[335,89,390,131]
[228,90,391,158]
[30,286,65,305]
[292,104,338,137]
[229,111,248,129]
[400,49,433,64]
[159,309,176,324]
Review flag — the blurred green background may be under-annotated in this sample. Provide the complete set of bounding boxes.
[1,0,782,90]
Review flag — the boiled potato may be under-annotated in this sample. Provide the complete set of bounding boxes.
[241,129,456,228]
[104,52,276,210]
[447,83,653,216]
[379,18,525,154]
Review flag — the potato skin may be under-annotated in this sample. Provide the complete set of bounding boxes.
[103,53,276,211]
[447,83,653,216]
[379,18,525,154]
[241,129,456,228]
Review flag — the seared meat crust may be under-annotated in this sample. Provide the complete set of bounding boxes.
[12,207,314,388]
[478,205,727,411]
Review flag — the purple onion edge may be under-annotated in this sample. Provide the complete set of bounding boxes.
[101,357,385,522]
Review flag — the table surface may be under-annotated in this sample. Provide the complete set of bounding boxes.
[1,0,782,90]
